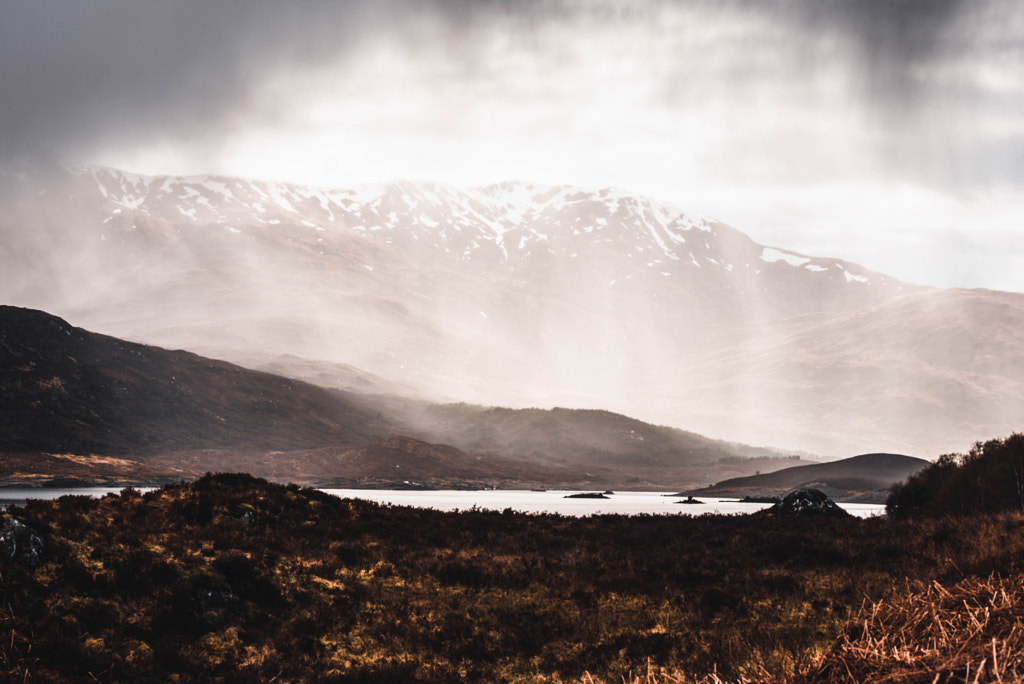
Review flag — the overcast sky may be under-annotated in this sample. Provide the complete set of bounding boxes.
[3,0,1023,291]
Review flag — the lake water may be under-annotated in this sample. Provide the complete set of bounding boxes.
[0,487,886,518]
[0,487,157,510]
[322,489,887,518]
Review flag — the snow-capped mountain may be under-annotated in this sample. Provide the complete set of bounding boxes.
[60,161,905,304]
[2,155,1021,456]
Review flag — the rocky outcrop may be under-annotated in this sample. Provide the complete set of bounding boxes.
[767,488,850,517]
[0,515,45,568]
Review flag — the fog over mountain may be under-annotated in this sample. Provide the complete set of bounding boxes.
[3,157,1022,457]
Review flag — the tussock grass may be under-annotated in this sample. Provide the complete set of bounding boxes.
[583,574,1024,683]
[798,574,1024,684]
[581,661,741,683]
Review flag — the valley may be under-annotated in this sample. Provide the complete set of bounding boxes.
[0,305,811,490]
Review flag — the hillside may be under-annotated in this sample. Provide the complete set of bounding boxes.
[361,398,811,488]
[0,305,797,488]
[662,288,1024,455]
[0,305,393,457]
[0,305,547,486]
[134,438,579,491]
[690,453,931,503]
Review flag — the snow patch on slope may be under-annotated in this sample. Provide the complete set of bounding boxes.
[59,162,903,297]
[761,247,810,267]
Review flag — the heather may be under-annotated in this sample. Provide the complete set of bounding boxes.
[4,474,1024,682]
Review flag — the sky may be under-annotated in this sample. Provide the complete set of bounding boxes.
[3,0,1023,291]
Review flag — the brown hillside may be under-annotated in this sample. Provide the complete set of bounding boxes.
[0,305,394,456]
[134,436,577,487]
[366,400,804,470]
[0,305,809,488]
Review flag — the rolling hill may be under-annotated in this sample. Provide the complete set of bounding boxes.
[688,453,931,503]
[0,305,803,488]
[0,305,394,456]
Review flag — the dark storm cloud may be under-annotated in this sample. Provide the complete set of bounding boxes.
[0,0,551,161]
[793,0,968,105]
[0,1,390,159]
[744,0,1018,188]
[1,0,1017,191]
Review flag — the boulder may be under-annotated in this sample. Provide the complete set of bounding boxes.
[768,488,850,516]
[0,516,45,568]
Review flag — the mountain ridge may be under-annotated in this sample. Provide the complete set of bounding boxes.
[64,161,913,300]
[2,156,1021,455]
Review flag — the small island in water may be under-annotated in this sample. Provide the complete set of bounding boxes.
[563,490,614,499]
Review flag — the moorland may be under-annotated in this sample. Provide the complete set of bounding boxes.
[3,434,1024,683]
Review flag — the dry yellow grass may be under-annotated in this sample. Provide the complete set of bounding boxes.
[797,574,1024,684]
[583,574,1024,684]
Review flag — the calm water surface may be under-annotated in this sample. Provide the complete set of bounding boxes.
[322,489,887,518]
[0,487,886,517]
[0,487,156,509]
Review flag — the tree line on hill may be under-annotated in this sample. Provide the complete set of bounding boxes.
[887,433,1024,518]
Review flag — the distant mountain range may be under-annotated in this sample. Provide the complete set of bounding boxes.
[2,154,1022,455]
[0,305,812,488]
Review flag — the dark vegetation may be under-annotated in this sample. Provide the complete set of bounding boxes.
[887,434,1024,518]
[5,473,1024,682]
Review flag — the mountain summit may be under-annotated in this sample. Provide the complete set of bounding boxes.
[2,158,1022,455]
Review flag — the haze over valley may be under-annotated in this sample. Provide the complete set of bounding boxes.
[0,303,816,491]
[2,157,1022,460]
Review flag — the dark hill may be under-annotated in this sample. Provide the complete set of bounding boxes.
[131,436,578,489]
[689,453,931,503]
[276,436,578,487]
[357,398,813,488]
[0,306,575,487]
[0,305,811,488]
[378,402,753,466]
[0,305,394,456]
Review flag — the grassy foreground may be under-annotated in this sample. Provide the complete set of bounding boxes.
[3,474,1024,682]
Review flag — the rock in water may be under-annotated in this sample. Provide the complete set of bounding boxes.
[768,488,850,516]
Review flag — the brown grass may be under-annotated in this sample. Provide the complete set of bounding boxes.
[797,574,1024,684]
[6,474,1024,682]
[581,661,742,683]
[582,574,1024,684]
